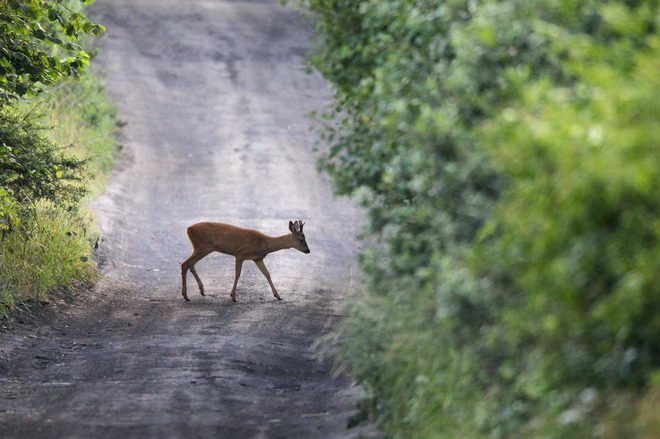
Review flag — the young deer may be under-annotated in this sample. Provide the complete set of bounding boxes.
[181,220,310,302]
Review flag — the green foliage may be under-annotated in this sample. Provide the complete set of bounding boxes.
[480,39,660,390]
[304,0,659,437]
[0,184,19,231]
[0,2,114,320]
[0,0,104,100]
[0,105,88,211]
[0,65,118,319]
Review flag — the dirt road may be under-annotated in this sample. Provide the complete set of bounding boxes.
[0,1,368,437]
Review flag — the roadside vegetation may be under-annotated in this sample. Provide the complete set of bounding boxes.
[0,0,116,319]
[302,0,659,437]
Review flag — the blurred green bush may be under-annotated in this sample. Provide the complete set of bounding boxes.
[303,0,659,437]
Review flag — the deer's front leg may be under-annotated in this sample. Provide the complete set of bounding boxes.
[254,259,282,300]
[230,258,244,302]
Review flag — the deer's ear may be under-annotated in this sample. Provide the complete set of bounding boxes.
[289,221,295,233]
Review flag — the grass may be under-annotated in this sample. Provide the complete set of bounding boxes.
[0,202,98,303]
[40,65,120,192]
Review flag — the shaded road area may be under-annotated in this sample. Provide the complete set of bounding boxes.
[0,1,368,437]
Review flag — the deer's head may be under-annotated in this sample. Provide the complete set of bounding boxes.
[289,220,310,254]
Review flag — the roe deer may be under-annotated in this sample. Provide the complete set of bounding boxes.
[181,220,310,302]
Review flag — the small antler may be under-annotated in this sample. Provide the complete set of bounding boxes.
[288,220,306,233]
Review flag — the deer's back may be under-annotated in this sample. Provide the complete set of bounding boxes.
[187,222,268,258]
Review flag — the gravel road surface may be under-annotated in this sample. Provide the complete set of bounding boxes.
[0,1,368,437]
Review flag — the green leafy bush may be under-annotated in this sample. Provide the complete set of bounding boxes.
[0,0,104,100]
[303,0,659,437]
[480,37,660,388]
[0,106,88,212]
[0,1,113,319]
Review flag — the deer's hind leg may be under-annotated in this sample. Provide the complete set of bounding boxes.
[190,265,205,296]
[181,249,210,301]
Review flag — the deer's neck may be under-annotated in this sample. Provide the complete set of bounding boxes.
[266,234,294,254]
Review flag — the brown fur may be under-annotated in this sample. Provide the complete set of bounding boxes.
[181,221,309,302]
